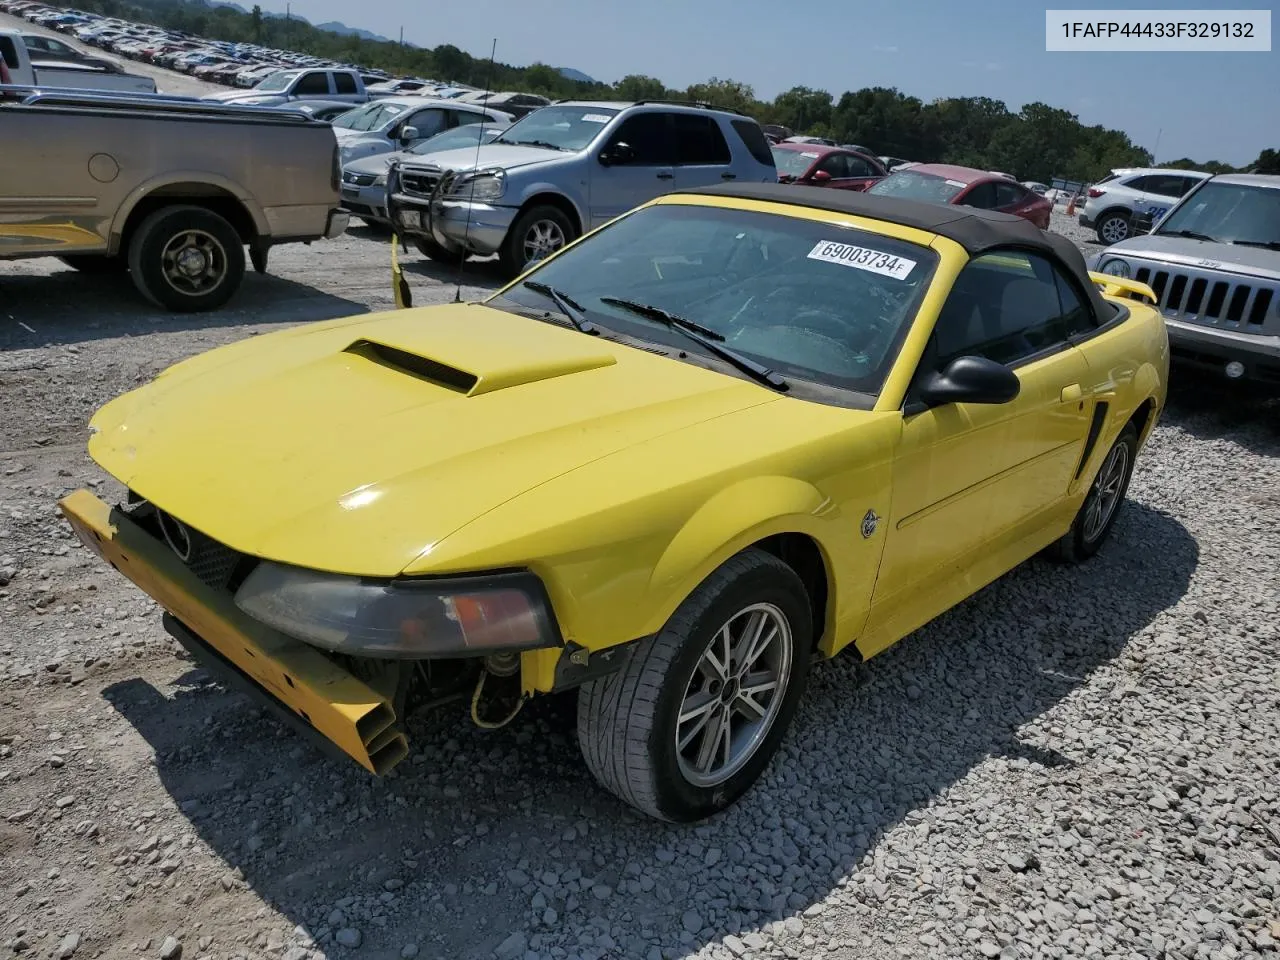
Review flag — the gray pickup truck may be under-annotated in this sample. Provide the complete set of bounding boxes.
[0,88,349,311]
[1088,173,1280,391]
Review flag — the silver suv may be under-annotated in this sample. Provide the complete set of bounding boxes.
[1081,167,1212,245]
[1088,174,1280,391]
[387,99,778,276]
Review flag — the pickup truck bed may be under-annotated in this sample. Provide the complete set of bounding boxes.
[0,88,349,312]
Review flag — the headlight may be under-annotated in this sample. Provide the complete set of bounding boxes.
[234,562,561,658]
[372,173,387,186]
[449,168,505,202]
[1100,259,1131,279]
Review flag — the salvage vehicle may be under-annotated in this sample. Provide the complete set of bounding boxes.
[771,142,887,191]
[60,184,1168,822]
[1,28,155,92]
[869,163,1053,229]
[203,66,369,107]
[0,88,349,311]
[387,99,778,276]
[330,95,512,165]
[1080,167,1211,246]
[1089,173,1280,391]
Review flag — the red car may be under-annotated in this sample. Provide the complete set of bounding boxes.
[770,142,888,192]
[866,163,1053,229]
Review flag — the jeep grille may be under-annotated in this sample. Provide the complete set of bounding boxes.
[1133,265,1278,334]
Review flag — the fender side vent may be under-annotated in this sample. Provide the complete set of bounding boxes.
[347,339,479,393]
[1074,401,1110,480]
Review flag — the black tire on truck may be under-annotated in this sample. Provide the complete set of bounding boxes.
[127,205,245,312]
[499,204,576,278]
[413,236,465,265]
[57,254,128,274]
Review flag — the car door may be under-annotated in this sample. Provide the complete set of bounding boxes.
[398,106,449,146]
[994,181,1048,226]
[293,70,331,97]
[1135,174,1190,224]
[837,153,887,191]
[588,111,676,227]
[672,113,736,189]
[861,249,1095,656]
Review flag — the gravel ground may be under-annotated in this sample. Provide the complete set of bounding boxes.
[3,198,1279,960]
[0,12,221,97]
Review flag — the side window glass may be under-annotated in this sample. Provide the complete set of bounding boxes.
[296,71,331,95]
[673,114,731,165]
[408,109,447,138]
[994,182,1024,207]
[961,182,999,209]
[845,155,874,178]
[1125,175,1151,192]
[817,153,848,178]
[1053,266,1096,335]
[934,251,1081,367]
[606,113,672,165]
[332,73,357,94]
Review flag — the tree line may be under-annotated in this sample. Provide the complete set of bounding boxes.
[79,0,1279,183]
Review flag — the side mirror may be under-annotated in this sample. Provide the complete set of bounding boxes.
[809,170,832,183]
[600,141,635,166]
[398,125,418,144]
[917,355,1020,407]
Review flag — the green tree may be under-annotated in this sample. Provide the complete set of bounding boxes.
[614,74,667,100]
[769,86,833,134]
[1250,148,1280,174]
[251,4,262,42]
[685,77,755,114]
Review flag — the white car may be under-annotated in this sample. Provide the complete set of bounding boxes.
[331,96,514,165]
[1080,167,1213,245]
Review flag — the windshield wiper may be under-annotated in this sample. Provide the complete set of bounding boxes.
[599,297,788,391]
[507,139,565,151]
[1230,239,1280,251]
[1161,229,1218,242]
[521,281,597,334]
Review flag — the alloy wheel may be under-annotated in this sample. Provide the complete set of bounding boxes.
[1083,442,1129,543]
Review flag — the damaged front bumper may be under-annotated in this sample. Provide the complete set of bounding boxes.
[57,489,408,776]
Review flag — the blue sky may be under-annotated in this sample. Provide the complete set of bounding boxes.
[263,0,1277,165]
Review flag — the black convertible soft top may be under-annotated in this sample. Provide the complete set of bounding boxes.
[684,182,1114,319]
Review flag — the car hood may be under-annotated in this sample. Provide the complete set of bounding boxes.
[402,142,564,175]
[344,151,400,176]
[1103,235,1280,281]
[87,304,779,577]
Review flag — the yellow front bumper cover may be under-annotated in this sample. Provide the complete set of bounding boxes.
[58,489,408,775]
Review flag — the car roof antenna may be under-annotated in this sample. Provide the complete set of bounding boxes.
[454,37,498,304]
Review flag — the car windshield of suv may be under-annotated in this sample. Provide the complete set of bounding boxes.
[254,70,297,92]
[407,124,503,154]
[492,105,620,152]
[332,101,407,131]
[772,147,820,178]
[489,203,938,398]
[868,170,968,204]
[1155,182,1280,247]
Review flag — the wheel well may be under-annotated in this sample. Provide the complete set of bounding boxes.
[753,533,829,650]
[519,192,583,237]
[118,185,257,253]
[1096,206,1132,223]
[1128,397,1157,443]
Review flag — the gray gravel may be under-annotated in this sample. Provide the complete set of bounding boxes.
[3,195,1279,960]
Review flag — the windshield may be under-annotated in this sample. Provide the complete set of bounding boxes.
[1154,182,1280,245]
[489,204,937,397]
[493,105,620,152]
[332,101,407,131]
[772,147,820,178]
[407,124,502,154]
[868,170,967,204]
[254,70,296,92]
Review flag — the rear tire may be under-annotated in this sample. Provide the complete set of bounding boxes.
[499,204,576,278]
[578,548,812,822]
[413,236,464,265]
[58,254,127,274]
[1048,422,1138,563]
[1095,211,1131,246]
[127,205,245,313]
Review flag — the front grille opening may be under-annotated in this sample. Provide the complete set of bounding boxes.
[1205,281,1229,319]
[1226,286,1252,324]
[1184,277,1207,315]
[1248,289,1274,326]
[1166,275,1188,312]
[347,339,479,393]
[1151,271,1169,303]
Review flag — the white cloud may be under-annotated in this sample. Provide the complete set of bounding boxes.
[873,44,900,53]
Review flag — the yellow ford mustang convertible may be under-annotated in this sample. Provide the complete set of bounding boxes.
[61,183,1168,822]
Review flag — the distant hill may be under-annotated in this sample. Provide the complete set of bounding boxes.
[315,20,397,44]
[558,66,595,84]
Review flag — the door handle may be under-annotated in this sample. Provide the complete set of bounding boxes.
[721,172,737,180]
[656,172,673,180]
[1060,383,1083,403]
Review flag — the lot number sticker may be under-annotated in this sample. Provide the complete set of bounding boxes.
[581,113,612,123]
[807,240,917,280]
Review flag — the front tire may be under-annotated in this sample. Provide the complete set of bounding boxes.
[1048,422,1138,563]
[413,236,464,265]
[499,204,576,278]
[1095,211,1131,246]
[578,548,812,822]
[127,205,245,313]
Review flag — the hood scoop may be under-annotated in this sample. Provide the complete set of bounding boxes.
[343,309,618,397]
